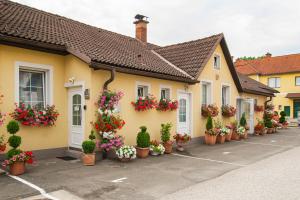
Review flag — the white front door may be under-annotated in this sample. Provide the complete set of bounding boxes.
[177,92,191,135]
[237,98,254,134]
[68,87,84,148]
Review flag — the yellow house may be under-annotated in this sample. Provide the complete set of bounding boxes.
[235,53,300,121]
[0,1,276,157]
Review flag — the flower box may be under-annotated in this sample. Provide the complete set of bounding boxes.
[201,104,219,117]
[131,95,157,111]
[254,105,264,112]
[156,99,178,111]
[221,105,236,117]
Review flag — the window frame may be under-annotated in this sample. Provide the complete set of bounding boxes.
[296,76,300,86]
[201,80,213,105]
[135,81,151,99]
[15,61,53,106]
[159,85,172,100]
[221,84,231,106]
[213,54,221,70]
[268,77,280,88]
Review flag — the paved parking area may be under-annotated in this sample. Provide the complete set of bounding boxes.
[1,128,300,200]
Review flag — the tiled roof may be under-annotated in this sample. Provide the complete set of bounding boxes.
[155,34,223,78]
[0,0,194,81]
[237,73,278,96]
[286,93,300,99]
[235,54,300,75]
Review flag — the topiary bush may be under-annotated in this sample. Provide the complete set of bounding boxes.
[265,118,273,128]
[240,113,247,127]
[206,116,213,131]
[279,111,287,123]
[6,149,22,159]
[89,130,96,141]
[82,140,96,154]
[7,120,20,135]
[136,126,150,148]
[160,123,172,143]
[8,135,21,149]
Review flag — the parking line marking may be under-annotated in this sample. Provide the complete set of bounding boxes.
[7,173,59,200]
[234,140,293,148]
[171,153,246,167]
[112,177,127,183]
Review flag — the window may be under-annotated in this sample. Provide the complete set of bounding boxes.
[201,82,212,105]
[179,99,186,122]
[268,77,280,88]
[222,85,230,105]
[160,88,170,99]
[296,77,300,86]
[19,70,45,108]
[213,54,221,69]
[137,85,149,98]
[72,94,82,126]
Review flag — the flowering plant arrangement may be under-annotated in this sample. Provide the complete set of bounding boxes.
[221,105,236,117]
[265,104,274,111]
[156,99,178,111]
[94,112,125,133]
[201,104,219,117]
[98,135,123,152]
[116,145,136,160]
[149,140,165,155]
[271,119,279,128]
[98,90,124,111]
[10,104,59,127]
[2,151,33,167]
[254,105,264,112]
[236,126,246,135]
[173,133,191,143]
[220,127,230,136]
[0,134,6,152]
[131,95,157,111]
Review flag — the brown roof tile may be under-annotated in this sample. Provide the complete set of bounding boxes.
[286,93,300,99]
[235,54,300,75]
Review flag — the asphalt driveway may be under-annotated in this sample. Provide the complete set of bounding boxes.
[1,127,300,200]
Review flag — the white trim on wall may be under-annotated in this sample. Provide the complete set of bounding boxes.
[200,79,213,105]
[159,84,172,99]
[15,61,53,105]
[177,89,193,138]
[135,81,151,99]
[213,53,221,70]
[221,82,231,105]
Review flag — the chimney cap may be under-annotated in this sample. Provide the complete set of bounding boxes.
[134,14,149,24]
[265,52,272,57]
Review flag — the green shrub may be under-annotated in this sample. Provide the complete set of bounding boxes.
[8,135,21,149]
[89,130,96,141]
[206,116,213,131]
[279,111,286,123]
[6,149,22,159]
[7,120,20,135]
[160,123,172,143]
[137,126,150,148]
[82,140,96,154]
[264,118,273,128]
[240,113,247,127]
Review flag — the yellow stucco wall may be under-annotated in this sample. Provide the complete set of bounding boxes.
[249,73,300,118]
[0,44,269,151]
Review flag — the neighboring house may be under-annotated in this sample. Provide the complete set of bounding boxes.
[235,53,300,119]
[0,0,276,155]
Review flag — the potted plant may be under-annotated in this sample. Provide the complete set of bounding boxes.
[131,95,158,111]
[136,126,150,158]
[254,119,265,135]
[173,133,191,151]
[201,104,219,117]
[2,120,34,175]
[214,119,223,144]
[230,120,240,140]
[82,131,96,166]
[265,118,273,134]
[239,113,248,139]
[225,124,233,142]
[150,140,165,156]
[205,116,218,145]
[221,105,236,117]
[116,145,136,162]
[160,123,173,154]
[0,134,6,152]
[279,111,288,129]
[237,126,246,138]
[254,105,264,112]
[217,127,230,144]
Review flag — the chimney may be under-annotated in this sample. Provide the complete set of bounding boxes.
[265,52,272,58]
[134,14,149,43]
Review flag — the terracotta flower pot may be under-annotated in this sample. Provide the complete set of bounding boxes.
[283,124,288,129]
[267,128,273,134]
[216,135,226,144]
[225,131,232,142]
[82,153,95,166]
[163,142,173,154]
[0,144,6,152]
[231,131,240,140]
[136,147,149,158]
[9,161,25,176]
[205,134,217,145]
[240,131,248,139]
[254,130,260,135]
[259,129,266,136]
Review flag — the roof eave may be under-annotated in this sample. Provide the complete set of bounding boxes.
[242,88,275,97]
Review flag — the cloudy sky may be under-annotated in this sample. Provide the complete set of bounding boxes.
[12,0,300,59]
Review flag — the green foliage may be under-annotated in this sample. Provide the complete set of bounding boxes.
[6,149,22,159]
[136,126,150,148]
[264,118,273,128]
[160,123,172,143]
[82,140,96,154]
[214,118,222,129]
[240,113,247,127]
[206,116,213,131]
[8,135,21,149]
[89,130,96,141]
[7,120,20,135]
[279,111,287,123]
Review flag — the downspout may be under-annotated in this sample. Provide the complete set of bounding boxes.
[103,68,116,90]
[264,96,273,108]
